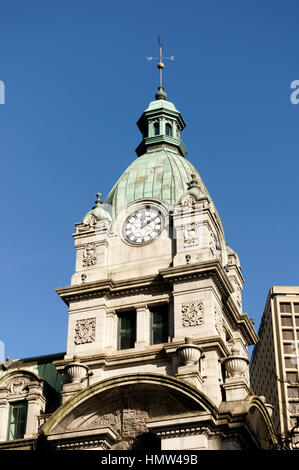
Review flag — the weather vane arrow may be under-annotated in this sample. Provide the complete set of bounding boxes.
[146,37,174,100]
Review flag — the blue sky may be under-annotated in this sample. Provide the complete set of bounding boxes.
[0,0,298,359]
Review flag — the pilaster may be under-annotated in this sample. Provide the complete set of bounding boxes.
[0,395,9,441]
[135,305,150,349]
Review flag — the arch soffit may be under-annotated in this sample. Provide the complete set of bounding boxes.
[247,396,277,446]
[41,372,218,435]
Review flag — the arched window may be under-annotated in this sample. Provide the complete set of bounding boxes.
[154,122,160,136]
[165,123,172,137]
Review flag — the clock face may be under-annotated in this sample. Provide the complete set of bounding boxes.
[124,206,164,245]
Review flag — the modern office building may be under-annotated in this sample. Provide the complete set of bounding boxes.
[250,286,299,449]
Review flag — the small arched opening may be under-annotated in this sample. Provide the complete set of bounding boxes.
[165,123,172,137]
[154,122,160,136]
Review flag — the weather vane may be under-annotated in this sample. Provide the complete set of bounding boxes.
[147,37,174,100]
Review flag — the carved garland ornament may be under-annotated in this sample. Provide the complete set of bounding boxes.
[82,243,97,267]
[181,301,204,327]
[74,318,96,345]
[182,194,197,208]
[9,378,28,395]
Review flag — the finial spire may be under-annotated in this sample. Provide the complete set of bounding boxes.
[146,37,174,101]
[92,193,102,209]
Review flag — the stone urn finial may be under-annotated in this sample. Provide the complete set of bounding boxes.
[176,337,202,366]
[223,342,249,378]
[65,355,89,384]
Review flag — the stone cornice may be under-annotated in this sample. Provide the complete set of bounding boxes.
[159,260,234,297]
[56,275,170,306]
[54,336,230,370]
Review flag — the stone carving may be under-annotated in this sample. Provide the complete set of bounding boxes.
[183,224,199,247]
[74,318,96,345]
[223,344,249,379]
[231,279,242,308]
[181,194,197,208]
[122,409,148,438]
[177,337,202,365]
[81,213,98,231]
[181,301,204,327]
[9,378,28,395]
[214,305,223,335]
[82,243,97,267]
[209,230,222,262]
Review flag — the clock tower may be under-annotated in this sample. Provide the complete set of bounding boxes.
[41,84,277,450]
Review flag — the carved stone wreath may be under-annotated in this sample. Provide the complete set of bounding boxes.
[74,318,96,345]
[181,301,204,327]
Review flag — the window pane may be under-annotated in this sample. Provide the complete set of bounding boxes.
[295,317,299,327]
[118,311,136,350]
[165,124,172,137]
[286,372,298,384]
[294,304,299,314]
[288,387,299,399]
[151,306,168,345]
[282,330,295,341]
[281,316,293,327]
[284,343,294,354]
[290,403,299,414]
[285,357,296,368]
[154,123,160,135]
[7,402,27,440]
[280,303,291,313]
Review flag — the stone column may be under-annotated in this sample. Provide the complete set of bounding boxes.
[0,394,9,441]
[135,305,150,349]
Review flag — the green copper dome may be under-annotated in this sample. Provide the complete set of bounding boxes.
[105,97,221,229]
[105,149,210,218]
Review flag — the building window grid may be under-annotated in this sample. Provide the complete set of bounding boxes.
[280,302,299,380]
[281,302,299,428]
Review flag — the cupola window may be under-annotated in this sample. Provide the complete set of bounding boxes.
[165,123,172,137]
[154,122,160,136]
